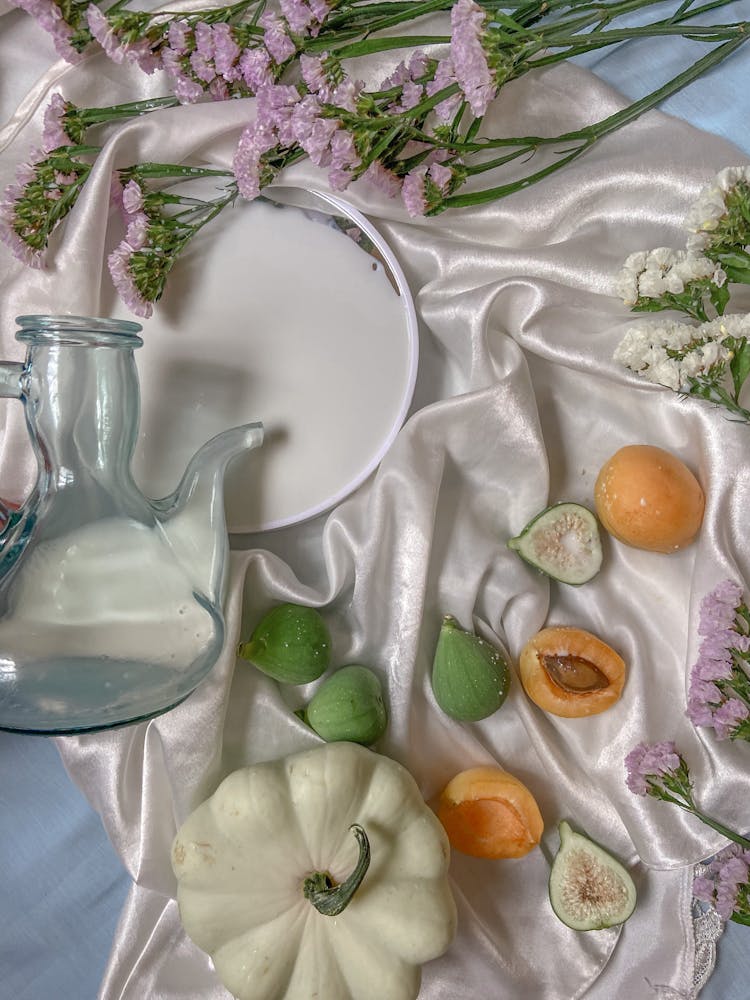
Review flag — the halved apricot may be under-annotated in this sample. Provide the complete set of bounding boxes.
[519,626,625,718]
[437,766,544,859]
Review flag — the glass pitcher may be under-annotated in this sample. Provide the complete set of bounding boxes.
[0,316,263,735]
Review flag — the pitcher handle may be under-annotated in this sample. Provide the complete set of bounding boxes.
[0,362,25,527]
[0,361,24,400]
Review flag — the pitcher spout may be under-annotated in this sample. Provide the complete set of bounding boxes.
[152,421,264,603]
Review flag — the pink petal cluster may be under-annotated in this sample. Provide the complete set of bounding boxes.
[232,79,364,199]
[86,5,160,73]
[687,580,750,739]
[363,161,402,199]
[301,55,363,112]
[42,93,72,152]
[0,181,44,268]
[624,741,683,796]
[10,0,82,62]
[427,57,463,124]
[450,0,496,117]
[402,154,454,217]
[108,230,153,319]
[694,843,750,921]
[162,22,276,103]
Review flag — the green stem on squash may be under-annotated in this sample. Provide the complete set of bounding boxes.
[303,824,371,916]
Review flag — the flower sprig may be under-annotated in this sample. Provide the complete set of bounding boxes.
[0,94,179,268]
[694,844,750,924]
[0,145,98,267]
[6,0,750,315]
[625,580,750,926]
[687,580,750,743]
[614,166,750,423]
[625,740,750,924]
[109,165,238,317]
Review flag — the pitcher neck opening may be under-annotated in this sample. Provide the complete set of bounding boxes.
[15,315,143,349]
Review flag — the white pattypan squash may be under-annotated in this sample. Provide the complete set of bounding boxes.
[171,741,456,1000]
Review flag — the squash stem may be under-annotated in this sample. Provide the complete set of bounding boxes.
[303,824,371,916]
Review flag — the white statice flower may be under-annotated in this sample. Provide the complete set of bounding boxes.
[616,250,648,305]
[700,313,750,343]
[686,165,750,251]
[647,354,683,390]
[716,165,750,193]
[613,313,747,391]
[616,247,726,304]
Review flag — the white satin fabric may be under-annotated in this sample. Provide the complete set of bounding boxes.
[2,10,750,999]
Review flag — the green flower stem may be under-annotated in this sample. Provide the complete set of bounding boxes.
[687,379,750,422]
[125,163,234,180]
[691,809,750,850]
[324,32,450,56]
[529,21,747,61]
[442,32,748,208]
[75,96,180,128]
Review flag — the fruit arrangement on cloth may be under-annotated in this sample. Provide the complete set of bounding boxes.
[172,440,709,997]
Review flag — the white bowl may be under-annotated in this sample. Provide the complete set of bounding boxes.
[112,188,418,534]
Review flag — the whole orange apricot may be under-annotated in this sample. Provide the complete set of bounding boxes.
[594,444,704,553]
[437,767,544,859]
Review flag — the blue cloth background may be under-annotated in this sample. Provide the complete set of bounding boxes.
[1,4,750,998]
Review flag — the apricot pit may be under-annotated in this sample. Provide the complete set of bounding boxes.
[519,626,625,718]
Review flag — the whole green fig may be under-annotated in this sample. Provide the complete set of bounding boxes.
[303,665,387,745]
[238,603,331,684]
[431,615,510,722]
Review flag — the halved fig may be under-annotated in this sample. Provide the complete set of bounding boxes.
[508,503,602,585]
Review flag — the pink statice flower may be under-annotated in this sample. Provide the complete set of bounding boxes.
[173,73,205,104]
[308,0,332,24]
[426,57,462,124]
[211,24,242,81]
[0,184,45,267]
[0,147,90,268]
[694,843,750,922]
[450,0,496,117]
[239,47,274,91]
[42,93,73,152]
[12,0,83,62]
[86,5,124,62]
[232,120,278,200]
[167,19,191,55]
[624,741,688,797]
[300,53,329,94]
[86,5,160,73]
[401,154,456,217]
[364,161,402,198]
[327,129,361,190]
[125,211,149,250]
[687,581,750,741]
[332,76,363,113]
[259,11,296,64]
[399,80,424,111]
[108,242,153,318]
[190,48,216,84]
[121,179,144,217]
[402,168,428,217]
[280,0,314,35]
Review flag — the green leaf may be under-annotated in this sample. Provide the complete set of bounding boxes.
[729,336,750,401]
[709,281,730,316]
